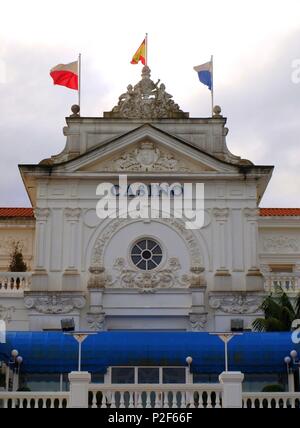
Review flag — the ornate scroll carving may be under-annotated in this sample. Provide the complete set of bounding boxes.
[209,293,262,314]
[189,313,208,331]
[91,218,203,269]
[0,306,15,323]
[106,257,191,293]
[86,313,106,331]
[24,294,86,314]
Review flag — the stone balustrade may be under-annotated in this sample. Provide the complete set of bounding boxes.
[0,392,69,408]
[242,393,300,408]
[88,384,223,408]
[0,272,31,293]
[264,274,300,293]
[1,386,300,409]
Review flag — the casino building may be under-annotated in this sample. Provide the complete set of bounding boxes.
[0,66,299,396]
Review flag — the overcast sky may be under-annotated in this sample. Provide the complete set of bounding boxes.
[0,0,300,207]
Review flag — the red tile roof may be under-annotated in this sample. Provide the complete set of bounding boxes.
[0,208,299,218]
[260,208,300,217]
[0,208,34,218]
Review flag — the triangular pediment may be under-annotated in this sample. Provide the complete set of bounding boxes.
[78,141,216,173]
[54,124,238,175]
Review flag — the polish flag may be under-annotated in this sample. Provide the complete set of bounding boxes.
[50,61,78,90]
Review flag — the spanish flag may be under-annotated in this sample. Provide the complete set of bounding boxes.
[50,61,79,90]
[130,39,146,65]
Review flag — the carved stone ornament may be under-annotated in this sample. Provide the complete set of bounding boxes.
[189,313,208,331]
[0,305,15,323]
[209,293,262,314]
[189,266,207,288]
[91,218,203,269]
[34,208,50,221]
[105,66,188,120]
[263,236,299,253]
[0,237,29,255]
[105,257,191,293]
[86,312,106,331]
[243,208,259,219]
[24,294,86,314]
[65,208,81,220]
[103,141,191,173]
[212,208,230,220]
[88,266,107,289]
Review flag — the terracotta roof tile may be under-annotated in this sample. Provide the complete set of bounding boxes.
[260,208,300,217]
[0,208,34,218]
[0,207,299,218]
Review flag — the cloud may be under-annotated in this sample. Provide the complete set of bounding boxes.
[0,9,300,207]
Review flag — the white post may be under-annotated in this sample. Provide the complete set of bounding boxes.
[78,53,81,110]
[224,340,228,372]
[68,371,91,409]
[145,33,148,66]
[78,341,82,372]
[211,54,214,115]
[219,371,244,408]
[288,372,295,393]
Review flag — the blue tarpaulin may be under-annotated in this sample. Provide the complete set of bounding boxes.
[0,332,299,374]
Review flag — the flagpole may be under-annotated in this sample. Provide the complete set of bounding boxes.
[145,33,148,66]
[78,53,81,111]
[211,54,214,116]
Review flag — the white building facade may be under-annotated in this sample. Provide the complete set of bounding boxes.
[0,66,300,335]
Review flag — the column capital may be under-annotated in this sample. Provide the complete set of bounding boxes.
[65,208,82,220]
[212,208,230,220]
[34,208,50,221]
[243,207,259,219]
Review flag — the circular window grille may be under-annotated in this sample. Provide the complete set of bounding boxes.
[131,239,163,271]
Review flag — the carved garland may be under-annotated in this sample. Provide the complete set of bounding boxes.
[91,217,203,269]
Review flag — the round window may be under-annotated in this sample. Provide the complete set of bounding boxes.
[131,239,163,271]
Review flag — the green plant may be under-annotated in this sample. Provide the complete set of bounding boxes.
[262,384,285,393]
[8,242,27,272]
[253,287,300,332]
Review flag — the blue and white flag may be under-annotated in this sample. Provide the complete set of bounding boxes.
[194,61,213,90]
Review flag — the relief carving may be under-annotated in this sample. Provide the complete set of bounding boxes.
[105,257,191,293]
[189,313,208,331]
[209,293,262,314]
[0,306,15,323]
[24,294,86,314]
[92,218,203,269]
[102,141,191,173]
[263,236,299,253]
